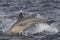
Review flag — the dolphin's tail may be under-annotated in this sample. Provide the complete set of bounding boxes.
[47,20,56,25]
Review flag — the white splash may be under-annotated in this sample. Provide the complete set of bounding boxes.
[23,23,59,36]
[34,23,59,34]
[2,19,17,33]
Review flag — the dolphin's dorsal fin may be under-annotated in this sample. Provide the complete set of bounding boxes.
[18,12,24,21]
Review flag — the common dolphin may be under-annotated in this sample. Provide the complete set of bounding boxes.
[4,12,58,36]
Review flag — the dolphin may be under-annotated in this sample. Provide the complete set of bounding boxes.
[4,12,58,36]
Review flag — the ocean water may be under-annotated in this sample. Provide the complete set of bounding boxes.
[0,0,60,40]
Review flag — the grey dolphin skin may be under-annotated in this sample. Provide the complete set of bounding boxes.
[5,12,56,35]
